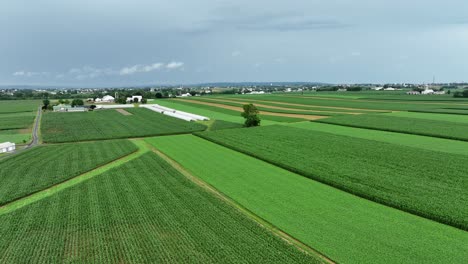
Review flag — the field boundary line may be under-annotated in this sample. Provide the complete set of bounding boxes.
[315,119,468,144]
[149,144,335,264]
[193,132,468,231]
[175,98,326,120]
[205,97,378,113]
[0,140,149,216]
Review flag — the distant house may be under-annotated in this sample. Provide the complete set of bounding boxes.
[407,91,421,95]
[180,93,192,97]
[0,142,15,153]
[384,87,396,91]
[53,104,87,112]
[126,95,143,103]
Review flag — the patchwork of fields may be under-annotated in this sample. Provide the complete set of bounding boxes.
[0,152,317,263]
[1,93,468,263]
[0,140,137,205]
[146,135,468,263]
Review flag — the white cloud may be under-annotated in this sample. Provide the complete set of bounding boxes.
[13,71,48,77]
[166,61,184,70]
[119,63,164,75]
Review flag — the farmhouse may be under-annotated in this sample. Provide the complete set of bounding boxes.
[0,142,15,153]
[53,104,87,112]
[126,95,143,103]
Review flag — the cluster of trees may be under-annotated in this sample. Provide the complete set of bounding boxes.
[453,90,468,98]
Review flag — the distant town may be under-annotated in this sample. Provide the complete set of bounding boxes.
[2,82,468,100]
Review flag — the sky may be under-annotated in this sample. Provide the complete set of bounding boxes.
[2,0,468,86]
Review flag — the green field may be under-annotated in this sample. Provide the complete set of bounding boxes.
[0,152,316,263]
[207,96,384,114]
[162,99,306,123]
[0,100,40,113]
[0,129,31,144]
[318,113,468,141]
[147,135,468,264]
[196,125,468,229]
[41,108,206,143]
[385,111,468,123]
[409,108,468,115]
[0,140,137,206]
[209,120,244,131]
[217,94,468,111]
[155,99,246,123]
[0,112,35,130]
[188,97,349,116]
[284,122,468,156]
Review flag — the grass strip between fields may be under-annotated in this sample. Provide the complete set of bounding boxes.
[148,144,333,264]
[0,140,149,216]
[146,134,468,264]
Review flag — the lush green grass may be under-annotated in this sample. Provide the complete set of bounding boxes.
[0,100,40,113]
[0,113,35,130]
[385,111,468,123]
[318,113,468,141]
[41,108,206,143]
[0,140,137,206]
[147,135,468,264]
[0,152,316,264]
[284,122,468,156]
[209,120,244,131]
[218,94,468,111]
[0,129,31,144]
[409,108,468,115]
[196,125,468,229]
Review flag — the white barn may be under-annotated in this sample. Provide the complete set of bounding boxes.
[0,142,15,153]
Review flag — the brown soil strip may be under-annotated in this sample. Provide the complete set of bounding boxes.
[115,109,132,115]
[175,99,327,120]
[150,145,335,264]
[201,98,361,115]
[215,97,386,112]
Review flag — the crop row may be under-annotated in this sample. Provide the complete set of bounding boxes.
[41,108,206,143]
[147,134,468,264]
[0,140,137,205]
[0,115,35,130]
[318,113,468,141]
[195,125,468,230]
[0,152,316,263]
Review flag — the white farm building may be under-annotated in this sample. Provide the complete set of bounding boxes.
[127,95,143,103]
[0,142,15,153]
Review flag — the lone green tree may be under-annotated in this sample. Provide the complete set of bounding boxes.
[42,99,50,110]
[241,104,261,127]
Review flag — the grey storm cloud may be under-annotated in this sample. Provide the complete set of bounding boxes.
[2,0,468,86]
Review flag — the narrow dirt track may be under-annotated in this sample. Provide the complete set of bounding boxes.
[174,99,327,120]
[200,98,361,115]
[115,109,132,115]
[215,97,388,112]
